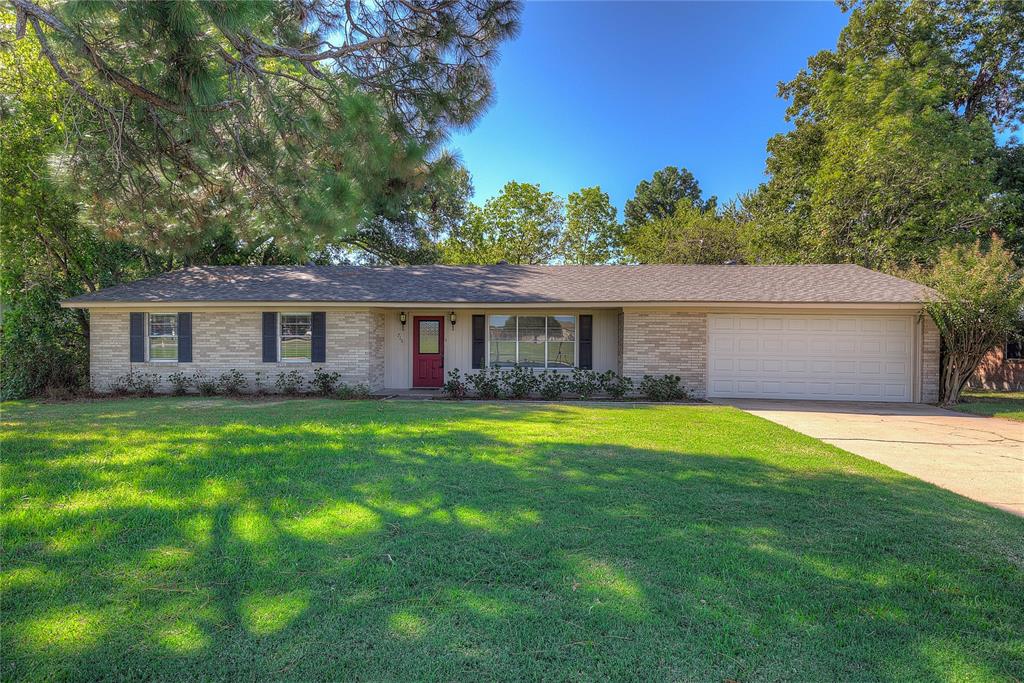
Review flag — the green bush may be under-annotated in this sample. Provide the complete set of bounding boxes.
[193,371,219,396]
[467,367,503,399]
[501,365,539,399]
[311,368,341,396]
[639,374,687,402]
[537,371,569,400]
[217,369,247,395]
[569,368,601,399]
[275,370,305,395]
[599,370,634,399]
[335,382,370,400]
[111,370,158,396]
[167,371,192,396]
[442,369,469,400]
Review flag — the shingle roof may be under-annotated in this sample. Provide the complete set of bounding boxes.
[61,264,935,306]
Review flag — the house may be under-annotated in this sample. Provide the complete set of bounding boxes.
[970,334,1023,391]
[61,264,940,402]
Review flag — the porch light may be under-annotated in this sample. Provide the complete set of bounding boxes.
[449,310,457,328]
[399,311,407,328]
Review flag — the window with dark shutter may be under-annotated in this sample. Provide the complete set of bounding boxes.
[262,312,277,362]
[177,313,192,362]
[472,314,485,369]
[129,312,145,362]
[311,312,326,363]
[579,314,593,369]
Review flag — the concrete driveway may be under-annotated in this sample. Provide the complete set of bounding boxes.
[718,399,1024,516]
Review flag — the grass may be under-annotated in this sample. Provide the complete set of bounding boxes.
[2,398,1022,682]
[954,391,1024,422]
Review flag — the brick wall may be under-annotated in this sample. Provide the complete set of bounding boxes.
[920,314,940,403]
[969,345,1024,391]
[620,311,707,398]
[89,310,385,393]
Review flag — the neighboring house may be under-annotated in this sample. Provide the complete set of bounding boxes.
[61,264,941,403]
[970,334,1023,391]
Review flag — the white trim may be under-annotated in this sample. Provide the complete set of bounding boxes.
[279,311,312,363]
[146,312,178,363]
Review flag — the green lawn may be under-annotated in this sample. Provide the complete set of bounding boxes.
[2,399,1022,681]
[954,391,1024,422]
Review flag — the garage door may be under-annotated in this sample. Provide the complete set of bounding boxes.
[707,314,913,402]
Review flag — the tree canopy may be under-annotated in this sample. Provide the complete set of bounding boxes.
[561,186,621,264]
[745,0,1023,268]
[623,166,715,230]
[8,0,520,257]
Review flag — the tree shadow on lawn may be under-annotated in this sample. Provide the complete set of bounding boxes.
[2,400,1023,681]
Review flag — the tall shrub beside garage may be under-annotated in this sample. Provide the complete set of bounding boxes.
[916,238,1023,405]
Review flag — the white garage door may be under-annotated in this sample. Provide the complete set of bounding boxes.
[707,314,914,402]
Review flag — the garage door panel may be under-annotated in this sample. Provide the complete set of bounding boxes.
[708,314,913,402]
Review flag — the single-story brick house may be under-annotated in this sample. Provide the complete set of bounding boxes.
[61,263,941,402]
[970,337,1023,391]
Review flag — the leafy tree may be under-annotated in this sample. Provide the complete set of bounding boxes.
[8,0,520,257]
[561,186,621,264]
[624,202,748,265]
[746,0,1022,268]
[910,238,1024,405]
[441,181,564,264]
[623,166,716,230]
[338,163,474,264]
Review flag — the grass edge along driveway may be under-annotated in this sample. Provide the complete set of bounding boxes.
[954,391,1024,422]
[2,398,1022,681]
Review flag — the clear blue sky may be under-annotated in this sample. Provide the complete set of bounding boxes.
[449,1,849,211]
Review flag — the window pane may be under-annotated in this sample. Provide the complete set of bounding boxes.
[281,337,311,360]
[489,315,516,341]
[489,340,517,367]
[547,341,575,368]
[149,313,177,337]
[281,313,311,337]
[149,336,177,360]
[519,342,545,368]
[548,316,575,341]
[519,316,545,344]
[418,320,439,354]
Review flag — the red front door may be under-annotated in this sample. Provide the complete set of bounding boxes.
[413,316,445,387]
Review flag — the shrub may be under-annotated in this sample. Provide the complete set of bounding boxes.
[192,371,219,396]
[442,369,469,400]
[467,366,503,399]
[311,368,341,396]
[111,370,158,396]
[252,371,267,396]
[537,370,569,400]
[569,367,601,399]
[639,374,687,402]
[217,369,247,395]
[599,370,634,400]
[275,370,305,395]
[908,237,1024,405]
[501,365,539,399]
[167,371,192,396]
[335,382,370,400]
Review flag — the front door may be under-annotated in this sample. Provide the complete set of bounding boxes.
[413,316,445,387]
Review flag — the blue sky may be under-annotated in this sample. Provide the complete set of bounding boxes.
[449,1,849,211]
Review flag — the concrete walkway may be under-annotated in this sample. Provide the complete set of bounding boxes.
[718,399,1024,516]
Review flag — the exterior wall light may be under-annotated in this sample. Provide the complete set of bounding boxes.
[449,311,457,328]
[399,311,407,328]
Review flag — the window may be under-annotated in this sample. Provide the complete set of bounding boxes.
[148,313,178,361]
[1007,323,1024,360]
[280,313,312,361]
[488,315,576,368]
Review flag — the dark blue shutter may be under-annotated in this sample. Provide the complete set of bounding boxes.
[129,312,145,362]
[472,315,485,369]
[579,315,593,369]
[262,312,277,362]
[311,312,326,363]
[177,313,192,362]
